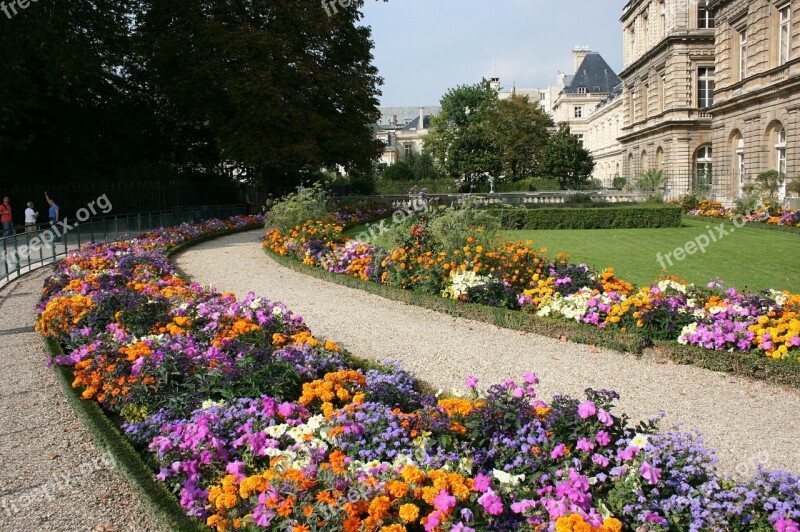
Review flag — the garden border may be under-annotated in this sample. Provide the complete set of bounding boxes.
[264,248,800,389]
[686,215,800,235]
[38,224,264,532]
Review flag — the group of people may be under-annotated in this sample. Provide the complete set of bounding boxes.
[0,193,60,238]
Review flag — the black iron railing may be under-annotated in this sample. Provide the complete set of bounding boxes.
[0,204,246,289]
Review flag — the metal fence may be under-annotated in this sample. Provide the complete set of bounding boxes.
[0,204,246,289]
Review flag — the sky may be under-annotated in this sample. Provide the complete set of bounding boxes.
[361,0,630,106]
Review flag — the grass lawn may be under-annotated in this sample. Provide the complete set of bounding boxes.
[501,218,800,293]
[346,218,800,293]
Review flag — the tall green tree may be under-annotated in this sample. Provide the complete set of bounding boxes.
[424,80,501,178]
[135,0,385,189]
[484,94,553,181]
[539,124,596,190]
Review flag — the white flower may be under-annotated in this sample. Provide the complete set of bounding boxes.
[631,433,649,449]
[201,399,225,410]
[264,424,288,438]
[493,469,525,485]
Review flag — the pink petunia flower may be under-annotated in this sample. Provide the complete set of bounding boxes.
[577,401,596,419]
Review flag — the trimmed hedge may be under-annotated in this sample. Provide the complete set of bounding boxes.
[488,205,683,230]
[265,249,800,389]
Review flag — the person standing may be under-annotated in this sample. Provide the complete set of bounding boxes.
[0,197,14,237]
[24,202,38,233]
[45,191,59,225]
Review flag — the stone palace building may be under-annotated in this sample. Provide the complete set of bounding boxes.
[581,0,800,203]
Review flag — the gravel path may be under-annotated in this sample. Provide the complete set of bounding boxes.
[0,269,163,532]
[176,229,800,477]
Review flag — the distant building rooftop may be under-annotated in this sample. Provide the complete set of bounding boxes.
[563,53,621,94]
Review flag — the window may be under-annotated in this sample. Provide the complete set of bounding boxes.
[698,0,714,29]
[578,86,586,94]
[736,138,745,195]
[660,0,666,36]
[643,14,649,47]
[540,92,546,101]
[697,67,715,108]
[576,134,584,145]
[659,73,666,112]
[739,28,748,79]
[643,84,649,119]
[777,128,787,174]
[780,4,791,65]
[404,143,413,158]
[575,106,583,118]
[695,146,713,191]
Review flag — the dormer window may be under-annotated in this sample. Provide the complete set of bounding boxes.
[578,86,587,94]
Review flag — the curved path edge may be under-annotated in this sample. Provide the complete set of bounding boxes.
[0,269,165,532]
[174,229,800,477]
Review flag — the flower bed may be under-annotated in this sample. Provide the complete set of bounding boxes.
[264,217,800,364]
[37,214,800,530]
[685,199,800,228]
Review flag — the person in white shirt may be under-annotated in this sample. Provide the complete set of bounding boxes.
[24,201,38,234]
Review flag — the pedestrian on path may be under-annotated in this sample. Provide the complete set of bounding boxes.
[0,197,14,237]
[24,202,38,234]
[45,191,59,225]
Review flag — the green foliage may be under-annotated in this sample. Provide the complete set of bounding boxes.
[612,176,627,189]
[565,193,594,204]
[754,170,786,198]
[635,169,667,193]
[374,178,457,195]
[264,183,330,231]
[405,151,442,180]
[427,200,501,250]
[424,80,501,178]
[383,161,415,181]
[539,124,595,190]
[787,177,800,196]
[484,95,554,181]
[488,205,683,230]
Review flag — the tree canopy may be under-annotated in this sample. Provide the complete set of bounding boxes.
[0,0,387,191]
[539,124,596,190]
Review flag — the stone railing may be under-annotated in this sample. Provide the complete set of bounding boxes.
[353,191,649,211]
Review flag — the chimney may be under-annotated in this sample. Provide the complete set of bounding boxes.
[419,107,425,130]
[390,114,397,126]
[573,46,591,73]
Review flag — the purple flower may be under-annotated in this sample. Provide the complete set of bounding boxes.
[617,446,639,461]
[478,489,504,515]
[776,518,800,532]
[465,375,479,388]
[578,401,596,419]
[433,490,457,512]
[551,443,567,460]
[523,372,539,384]
[640,461,662,485]
[595,430,611,447]
[576,438,594,453]
[473,473,491,493]
[592,454,610,467]
[597,408,614,426]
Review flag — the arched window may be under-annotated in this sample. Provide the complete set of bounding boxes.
[777,128,787,201]
[640,150,648,173]
[735,136,745,197]
[694,146,713,192]
[655,147,665,170]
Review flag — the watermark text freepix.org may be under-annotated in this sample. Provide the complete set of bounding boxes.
[2,193,113,269]
[657,216,746,270]
[1,0,39,20]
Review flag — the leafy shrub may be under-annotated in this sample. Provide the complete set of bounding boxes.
[566,193,594,204]
[754,170,786,198]
[374,177,456,195]
[264,183,330,232]
[635,169,667,193]
[427,199,501,250]
[612,176,627,189]
[383,161,414,181]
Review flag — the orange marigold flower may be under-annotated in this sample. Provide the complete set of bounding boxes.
[398,503,420,523]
